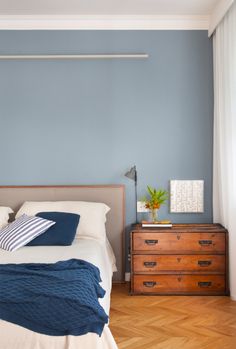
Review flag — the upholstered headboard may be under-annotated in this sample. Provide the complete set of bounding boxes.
[0,185,125,282]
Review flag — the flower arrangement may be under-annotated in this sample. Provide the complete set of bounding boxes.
[141,185,169,222]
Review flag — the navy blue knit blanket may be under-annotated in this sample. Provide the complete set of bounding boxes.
[0,259,108,336]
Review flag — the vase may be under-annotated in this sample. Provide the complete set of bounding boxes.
[149,208,158,223]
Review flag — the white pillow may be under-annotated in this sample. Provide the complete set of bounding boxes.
[0,207,14,229]
[16,201,110,241]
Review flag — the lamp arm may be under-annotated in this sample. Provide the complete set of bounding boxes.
[135,180,138,224]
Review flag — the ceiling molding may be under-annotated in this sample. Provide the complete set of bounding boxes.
[208,0,235,36]
[0,15,209,30]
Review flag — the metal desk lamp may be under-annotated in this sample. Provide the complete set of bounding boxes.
[125,165,138,224]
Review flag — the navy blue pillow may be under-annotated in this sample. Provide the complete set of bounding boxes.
[27,212,80,246]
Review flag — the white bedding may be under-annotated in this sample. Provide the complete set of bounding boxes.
[0,238,118,349]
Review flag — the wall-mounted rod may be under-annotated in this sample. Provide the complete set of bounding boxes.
[0,53,148,60]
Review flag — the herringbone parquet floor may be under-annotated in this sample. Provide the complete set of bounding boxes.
[109,284,236,349]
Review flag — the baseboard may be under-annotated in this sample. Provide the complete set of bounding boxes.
[230,294,236,301]
[125,272,131,282]
[112,280,126,284]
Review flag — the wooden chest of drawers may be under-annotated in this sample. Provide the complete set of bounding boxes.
[130,224,228,295]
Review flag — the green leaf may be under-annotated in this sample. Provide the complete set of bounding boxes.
[142,185,169,209]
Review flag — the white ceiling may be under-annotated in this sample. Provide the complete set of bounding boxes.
[0,0,233,35]
[0,0,220,16]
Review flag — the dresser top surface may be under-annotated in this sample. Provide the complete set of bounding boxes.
[131,223,227,233]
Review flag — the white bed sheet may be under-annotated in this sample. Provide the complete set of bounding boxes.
[0,238,118,349]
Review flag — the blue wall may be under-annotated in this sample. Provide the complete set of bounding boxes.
[0,31,213,269]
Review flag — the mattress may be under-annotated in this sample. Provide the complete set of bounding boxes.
[0,237,118,349]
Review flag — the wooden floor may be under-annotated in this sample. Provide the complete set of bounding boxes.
[109,283,236,349]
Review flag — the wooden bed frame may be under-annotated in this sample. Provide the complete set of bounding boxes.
[0,185,125,282]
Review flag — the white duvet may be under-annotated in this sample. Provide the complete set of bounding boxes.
[0,238,118,349]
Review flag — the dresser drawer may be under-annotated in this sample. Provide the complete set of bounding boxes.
[133,274,225,294]
[133,254,226,273]
[132,232,225,253]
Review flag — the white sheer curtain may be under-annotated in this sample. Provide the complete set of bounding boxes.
[213,2,236,300]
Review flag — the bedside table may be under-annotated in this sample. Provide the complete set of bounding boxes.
[130,224,229,295]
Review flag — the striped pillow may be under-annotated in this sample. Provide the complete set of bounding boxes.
[0,214,55,252]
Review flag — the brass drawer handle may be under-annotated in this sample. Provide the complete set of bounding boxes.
[143,261,157,268]
[145,239,158,245]
[143,281,157,288]
[198,281,212,288]
[198,260,212,267]
[199,240,213,246]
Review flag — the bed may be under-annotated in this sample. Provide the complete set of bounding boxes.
[0,185,124,349]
